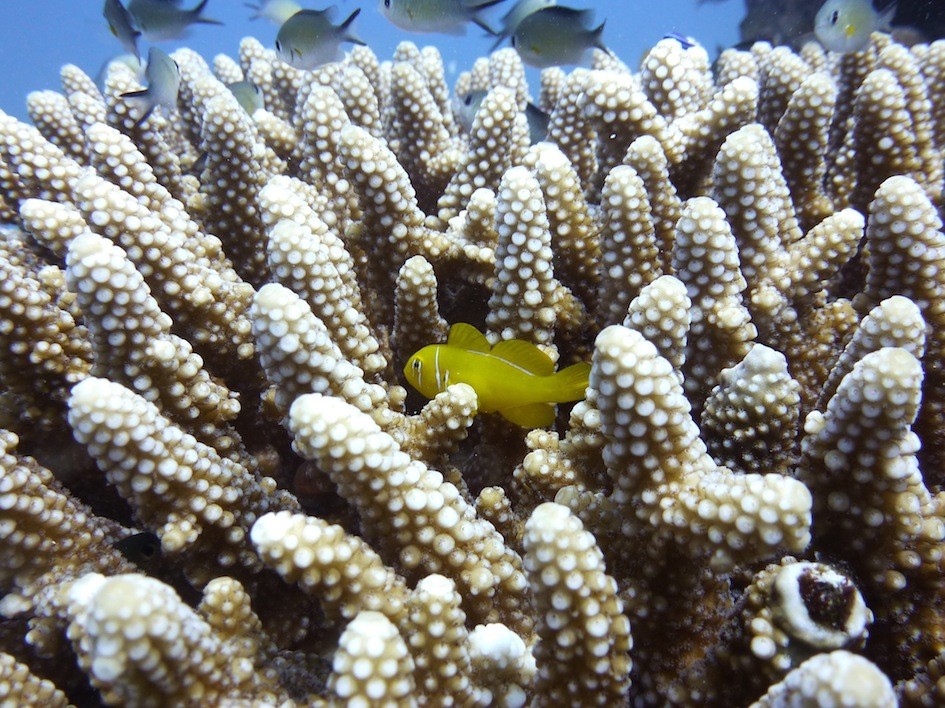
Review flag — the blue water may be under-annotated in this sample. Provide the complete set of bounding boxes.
[0,0,743,122]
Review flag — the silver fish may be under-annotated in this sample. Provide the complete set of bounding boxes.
[120,46,180,126]
[275,8,365,70]
[380,0,507,35]
[814,0,896,53]
[246,0,303,24]
[491,0,556,48]
[103,0,142,60]
[227,81,265,114]
[127,0,222,41]
[511,6,606,68]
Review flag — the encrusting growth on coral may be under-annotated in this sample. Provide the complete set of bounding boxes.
[0,21,943,707]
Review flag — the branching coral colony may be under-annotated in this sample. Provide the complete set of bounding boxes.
[0,28,942,707]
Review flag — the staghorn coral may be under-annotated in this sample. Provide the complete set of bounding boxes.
[0,26,943,708]
[61,573,287,706]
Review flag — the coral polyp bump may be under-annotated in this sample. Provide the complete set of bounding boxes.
[0,28,943,707]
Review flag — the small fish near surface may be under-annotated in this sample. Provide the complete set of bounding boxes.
[275,8,365,70]
[127,0,223,41]
[380,0,508,35]
[120,46,180,126]
[246,0,304,24]
[511,5,607,68]
[814,0,896,53]
[454,89,549,143]
[403,322,590,428]
[103,0,142,60]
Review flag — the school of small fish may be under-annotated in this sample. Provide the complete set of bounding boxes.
[102,0,902,124]
[105,0,614,76]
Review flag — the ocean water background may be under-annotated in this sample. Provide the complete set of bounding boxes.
[0,0,744,122]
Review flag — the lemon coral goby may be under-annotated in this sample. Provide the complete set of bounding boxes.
[403,323,590,427]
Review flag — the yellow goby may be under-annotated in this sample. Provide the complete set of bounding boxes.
[403,323,590,428]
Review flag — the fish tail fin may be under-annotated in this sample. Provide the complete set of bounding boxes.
[592,20,608,51]
[341,8,366,45]
[192,0,224,25]
[129,30,142,61]
[470,0,505,35]
[878,1,897,31]
[551,361,591,402]
[472,16,499,36]
[488,33,507,51]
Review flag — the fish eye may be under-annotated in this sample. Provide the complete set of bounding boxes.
[384,0,390,6]
[511,36,516,46]
[275,40,281,51]
[463,94,473,105]
[830,9,839,24]
[412,359,421,370]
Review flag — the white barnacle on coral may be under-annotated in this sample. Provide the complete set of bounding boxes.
[770,561,871,650]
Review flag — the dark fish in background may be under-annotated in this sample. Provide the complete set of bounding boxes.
[246,0,303,24]
[511,5,607,68]
[113,531,162,568]
[731,0,942,50]
[127,0,223,41]
[380,0,508,35]
[103,0,142,60]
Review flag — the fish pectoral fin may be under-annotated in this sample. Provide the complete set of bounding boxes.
[490,339,555,375]
[120,90,156,126]
[500,402,555,428]
[447,322,491,352]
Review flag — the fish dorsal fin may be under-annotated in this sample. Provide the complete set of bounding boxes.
[500,402,555,428]
[447,322,491,352]
[490,339,555,375]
